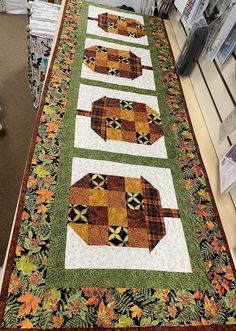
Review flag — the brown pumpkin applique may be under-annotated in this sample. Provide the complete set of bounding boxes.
[68,174,180,252]
[77,97,164,145]
[88,13,146,39]
[83,45,152,80]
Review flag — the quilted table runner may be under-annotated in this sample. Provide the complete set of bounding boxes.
[0,1,236,330]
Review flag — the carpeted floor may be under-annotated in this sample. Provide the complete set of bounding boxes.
[0,13,36,265]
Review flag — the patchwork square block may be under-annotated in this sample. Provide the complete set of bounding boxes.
[68,173,180,252]
[65,158,192,274]
[108,207,128,227]
[84,46,144,80]
[82,39,155,90]
[75,85,168,159]
[87,5,149,45]
[89,206,108,225]
[107,191,126,208]
[108,226,128,247]
[97,13,146,39]
[68,204,89,224]
[78,96,164,146]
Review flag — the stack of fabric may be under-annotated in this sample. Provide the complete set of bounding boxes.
[28,0,61,108]
[0,0,6,12]
[5,0,27,14]
[181,0,236,64]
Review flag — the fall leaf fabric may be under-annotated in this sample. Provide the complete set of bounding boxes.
[17,293,41,317]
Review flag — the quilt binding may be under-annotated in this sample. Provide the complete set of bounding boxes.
[0,1,235,330]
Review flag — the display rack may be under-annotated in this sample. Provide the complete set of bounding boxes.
[169,3,236,207]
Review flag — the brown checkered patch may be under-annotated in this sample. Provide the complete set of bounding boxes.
[96,13,146,39]
[141,176,165,252]
[83,45,144,79]
[162,208,180,218]
[91,97,107,140]
[68,173,181,252]
[77,96,164,145]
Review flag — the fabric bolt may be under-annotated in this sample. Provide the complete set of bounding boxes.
[0,0,6,12]
[217,26,236,64]
[27,0,60,108]
[183,0,198,21]
[28,33,52,108]
[208,4,236,61]
[174,0,188,14]
[5,0,27,14]
[140,0,155,15]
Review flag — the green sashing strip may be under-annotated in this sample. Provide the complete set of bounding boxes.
[86,33,150,49]
[46,1,209,290]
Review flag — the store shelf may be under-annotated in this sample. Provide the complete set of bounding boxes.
[169,5,236,207]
